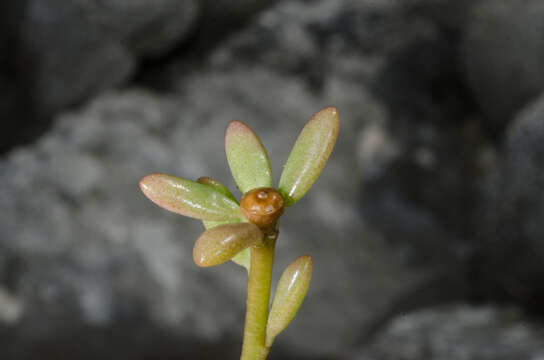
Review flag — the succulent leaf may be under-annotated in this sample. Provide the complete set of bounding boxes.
[197,177,250,270]
[278,107,339,207]
[230,248,251,270]
[193,223,262,267]
[139,173,242,221]
[201,218,250,270]
[225,121,273,193]
[266,255,313,347]
[197,176,238,203]
[202,219,240,230]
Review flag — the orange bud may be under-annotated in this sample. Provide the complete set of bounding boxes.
[240,187,284,229]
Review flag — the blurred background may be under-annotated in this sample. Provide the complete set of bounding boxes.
[1,0,544,359]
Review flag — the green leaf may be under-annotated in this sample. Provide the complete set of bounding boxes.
[278,107,340,207]
[230,248,251,270]
[201,218,250,271]
[197,177,238,230]
[197,177,250,271]
[139,173,242,221]
[193,223,262,267]
[197,176,238,203]
[266,255,313,347]
[225,121,273,194]
[202,219,239,229]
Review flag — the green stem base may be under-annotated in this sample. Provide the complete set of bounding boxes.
[240,237,275,360]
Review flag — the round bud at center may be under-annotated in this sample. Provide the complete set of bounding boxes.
[240,187,285,229]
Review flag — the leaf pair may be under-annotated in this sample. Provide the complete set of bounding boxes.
[226,106,339,207]
[139,173,253,268]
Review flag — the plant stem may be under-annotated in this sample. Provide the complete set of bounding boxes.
[240,234,276,360]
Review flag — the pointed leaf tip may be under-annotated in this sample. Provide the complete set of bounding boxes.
[266,255,313,347]
[139,173,242,221]
[225,120,273,194]
[193,222,262,267]
[279,107,340,206]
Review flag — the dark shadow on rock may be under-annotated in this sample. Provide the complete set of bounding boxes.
[471,95,544,318]
[0,0,278,155]
[134,0,278,92]
[364,30,482,269]
[0,0,47,154]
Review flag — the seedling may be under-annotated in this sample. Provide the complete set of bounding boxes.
[139,107,339,359]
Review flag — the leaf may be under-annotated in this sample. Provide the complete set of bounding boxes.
[225,121,273,194]
[197,177,250,270]
[230,248,251,270]
[193,223,262,267]
[201,218,250,271]
[139,173,242,221]
[266,255,313,347]
[278,107,339,207]
[197,176,238,203]
[202,219,240,230]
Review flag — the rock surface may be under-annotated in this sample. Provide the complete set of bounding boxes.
[0,0,278,152]
[0,72,421,358]
[13,0,198,111]
[350,305,544,360]
[2,0,544,359]
[0,0,477,354]
[462,0,544,133]
[476,94,544,313]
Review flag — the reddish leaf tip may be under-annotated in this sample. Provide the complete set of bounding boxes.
[297,254,313,267]
[320,106,338,116]
[225,120,253,143]
[139,173,162,198]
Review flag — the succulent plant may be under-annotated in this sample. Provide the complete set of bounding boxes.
[139,107,339,359]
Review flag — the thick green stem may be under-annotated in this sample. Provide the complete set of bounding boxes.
[240,236,275,360]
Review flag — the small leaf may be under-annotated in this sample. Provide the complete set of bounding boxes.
[225,121,273,194]
[195,179,249,270]
[193,223,262,267]
[196,178,248,270]
[201,218,250,271]
[197,176,238,203]
[230,248,251,270]
[140,173,242,221]
[278,107,339,206]
[266,255,313,347]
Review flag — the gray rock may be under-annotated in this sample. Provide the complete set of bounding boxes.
[0,0,199,154]
[350,305,544,360]
[0,67,458,359]
[477,93,544,312]
[0,0,279,152]
[0,0,516,358]
[192,0,279,51]
[462,0,544,132]
[21,0,199,112]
